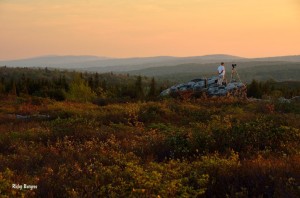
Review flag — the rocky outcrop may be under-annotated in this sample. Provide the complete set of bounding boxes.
[160,76,247,98]
[278,96,300,103]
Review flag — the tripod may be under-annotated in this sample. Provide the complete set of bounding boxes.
[230,66,242,83]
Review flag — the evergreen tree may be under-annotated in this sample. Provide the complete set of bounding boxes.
[20,74,29,95]
[101,80,107,91]
[94,73,100,88]
[88,76,94,89]
[61,75,69,91]
[148,77,156,98]
[79,72,84,79]
[0,77,6,93]
[135,76,144,99]
[0,82,4,94]
[247,79,262,98]
[11,80,17,96]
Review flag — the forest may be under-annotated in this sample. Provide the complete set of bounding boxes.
[0,66,299,197]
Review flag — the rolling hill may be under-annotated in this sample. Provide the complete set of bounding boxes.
[1,54,299,82]
[124,61,300,82]
[0,54,244,70]
[0,55,111,68]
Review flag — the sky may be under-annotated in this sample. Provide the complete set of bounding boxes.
[0,0,299,60]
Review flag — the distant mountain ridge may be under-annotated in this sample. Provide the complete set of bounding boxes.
[254,55,300,62]
[0,54,244,71]
[0,55,109,68]
[1,55,299,82]
[83,54,245,72]
[1,54,300,70]
[0,54,243,69]
[125,61,300,82]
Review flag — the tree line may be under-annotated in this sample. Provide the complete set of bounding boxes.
[1,67,299,101]
[0,67,165,103]
[247,79,300,99]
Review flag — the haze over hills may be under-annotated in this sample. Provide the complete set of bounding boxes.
[0,55,109,68]
[1,54,299,82]
[0,54,243,70]
[126,61,300,83]
[83,54,246,72]
[253,55,300,62]
[1,54,300,71]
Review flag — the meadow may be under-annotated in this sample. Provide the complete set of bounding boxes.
[0,95,299,197]
[0,67,299,197]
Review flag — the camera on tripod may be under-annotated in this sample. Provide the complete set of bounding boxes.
[230,63,242,83]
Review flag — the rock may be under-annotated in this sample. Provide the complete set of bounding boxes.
[16,115,30,120]
[225,83,237,91]
[160,88,171,96]
[191,78,206,82]
[160,75,247,98]
[179,86,188,91]
[193,85,204,91]
[291,96,300,102]
[16,114,51,120]
[278,97,291,103]
[195,81,205,87]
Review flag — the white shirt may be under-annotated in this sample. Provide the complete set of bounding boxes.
[218,65,225,76]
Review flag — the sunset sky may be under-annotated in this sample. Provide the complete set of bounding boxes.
[0,0,299,60]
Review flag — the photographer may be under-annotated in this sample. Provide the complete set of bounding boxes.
[217,62,225,85]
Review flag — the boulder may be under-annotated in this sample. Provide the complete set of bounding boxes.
[160,76,247,98]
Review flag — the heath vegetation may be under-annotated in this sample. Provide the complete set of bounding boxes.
[0,67,299,197]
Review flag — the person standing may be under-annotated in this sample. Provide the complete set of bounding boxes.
[217,62,225,85]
